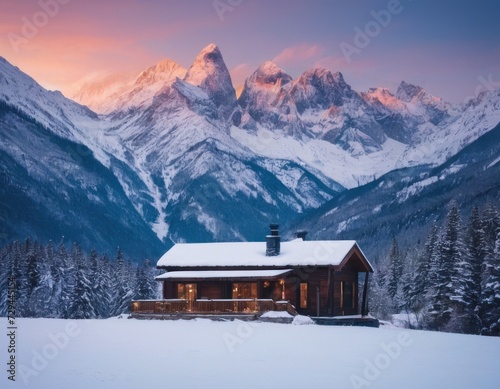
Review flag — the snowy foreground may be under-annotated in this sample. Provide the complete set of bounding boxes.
[2,317,500,389]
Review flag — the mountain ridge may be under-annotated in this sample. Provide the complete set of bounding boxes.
[1,44,499,254]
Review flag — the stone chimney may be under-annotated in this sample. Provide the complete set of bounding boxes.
[266,224,280,256]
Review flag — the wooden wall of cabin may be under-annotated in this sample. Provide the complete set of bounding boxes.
[283,267,361,317]
[284,268,331,317]
[332,270,359,316]
[198,282,224,299]
[162,281,174,299]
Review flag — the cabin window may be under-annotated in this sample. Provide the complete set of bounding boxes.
[177,283,197,301]
[300,282,308,308]
[232,283,257,299]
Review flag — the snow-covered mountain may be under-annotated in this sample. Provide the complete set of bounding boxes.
[236,62,385,155]
[293,122,500,256]
[97,44,341,243]
[1,43,500,254]
[0,46,341,251]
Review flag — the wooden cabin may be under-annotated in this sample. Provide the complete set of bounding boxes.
[141,225,374,318]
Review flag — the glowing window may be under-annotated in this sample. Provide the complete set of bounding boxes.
[300,282,308,308]
[177,283,197,300]
[232,283,257,299]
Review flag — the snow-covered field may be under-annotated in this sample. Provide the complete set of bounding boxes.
[2,317,500,388]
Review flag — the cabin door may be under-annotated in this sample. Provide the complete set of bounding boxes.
[232,283,257,299]
[341,281,354,313]
[178,283,197,311]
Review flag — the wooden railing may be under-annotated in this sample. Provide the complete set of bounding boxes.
[131,299,297,316]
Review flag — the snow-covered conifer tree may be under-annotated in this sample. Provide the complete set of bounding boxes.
[89,249,112,318]
[68,244,95,319]
[466,208,484,308]
[481,229,500,335]
[427,205,463,331]
[135,259,158,300]
[59,242,78,318]
[111,248,135,316]
[387,238,403,308]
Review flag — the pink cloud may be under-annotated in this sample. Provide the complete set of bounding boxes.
[230,63,255,97]
[230,63,254,83]
[313,56,347,72]
[0,0,219,95]
[272,44,324,67]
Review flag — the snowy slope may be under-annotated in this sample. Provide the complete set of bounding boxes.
[0,57,180,256]
[0,57,100,141]
[294,123,500,256]
[0,100,166,258]
[2,318,499,389]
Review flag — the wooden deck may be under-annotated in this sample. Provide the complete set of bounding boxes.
[130,298,297,319]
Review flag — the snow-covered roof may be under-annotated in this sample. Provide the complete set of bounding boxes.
[157,239,372,269]
[155,269,292,280]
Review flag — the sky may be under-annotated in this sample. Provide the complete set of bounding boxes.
[0,0,499,103]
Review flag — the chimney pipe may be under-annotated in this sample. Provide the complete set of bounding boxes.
[266,224,280,256]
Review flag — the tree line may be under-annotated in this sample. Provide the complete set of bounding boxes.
[370,204,500,336]
[0,239,159,319]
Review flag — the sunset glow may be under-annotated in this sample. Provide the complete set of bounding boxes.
[0,0,499,102]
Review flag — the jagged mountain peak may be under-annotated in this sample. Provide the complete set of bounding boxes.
[246,61,292,88]
[298,67,331,82]
[72,59,186,114]
[289,67,356,114]
[367,86,392,95]
[237,61,293,122]
[294,67,349,91]
[199,43,219,56]
[301,67,346,83]
[184,43,227,86]
[259,60,283,73]
[362,87,405,110]
[135,59,186,85]
[185,44,222,78]
[184,43,236,115]
[396,81,425,102]
[395,80,454,125]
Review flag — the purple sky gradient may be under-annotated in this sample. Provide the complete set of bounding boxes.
[0,0,498,102]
